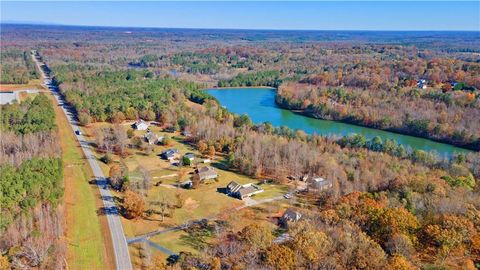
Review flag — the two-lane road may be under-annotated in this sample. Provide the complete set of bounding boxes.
[32,52,132,270]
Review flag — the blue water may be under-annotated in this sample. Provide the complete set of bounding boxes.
[206,87,471,158]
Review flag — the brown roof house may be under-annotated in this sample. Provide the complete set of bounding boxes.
[193,166,218,182]
[226,181,264,200]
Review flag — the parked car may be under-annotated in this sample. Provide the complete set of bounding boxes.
[284,193,293,199]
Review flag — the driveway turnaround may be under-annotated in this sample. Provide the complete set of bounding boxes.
[32,52,132,270]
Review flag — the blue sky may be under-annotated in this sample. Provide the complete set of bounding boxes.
[1,1,479,30]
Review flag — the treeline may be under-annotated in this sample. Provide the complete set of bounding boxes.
[276,82,480,150]
[218,70,282,88]
[0,94,56,134]
[50,66,211,125]
[0,131,61,166]
[0,48,39,84]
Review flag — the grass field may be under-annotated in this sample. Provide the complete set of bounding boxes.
[150,230,198,254]
[49,93,111,270]
[0,79,44,91]
[80,121,290,260]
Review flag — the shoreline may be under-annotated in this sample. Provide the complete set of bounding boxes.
[205,86,477,153]
[204,86,276,90]
[275,101,478,152]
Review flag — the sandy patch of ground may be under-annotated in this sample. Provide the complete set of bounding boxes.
[184,197,199,211]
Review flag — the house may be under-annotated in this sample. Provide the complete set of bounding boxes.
[308,177,333,191]
[281,208,302,223]
[194,166,218,182]
[279,208,303,229]
[184,153,195,161]
[132,119,149,130]
[144,132,159,144]
[417,79,427,89]
[160,148,179,160]
[226,181,264,200]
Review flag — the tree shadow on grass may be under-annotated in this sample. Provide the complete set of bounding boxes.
[179,223,215,251]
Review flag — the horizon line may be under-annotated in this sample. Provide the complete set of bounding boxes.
[2,21,479,32]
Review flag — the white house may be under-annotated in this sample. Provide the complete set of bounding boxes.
[308,177,333,191]
[132,119,149,130]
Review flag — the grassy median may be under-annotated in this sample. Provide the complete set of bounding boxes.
[49,93,110,270]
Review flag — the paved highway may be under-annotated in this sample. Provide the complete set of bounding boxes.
[32,52,133,270]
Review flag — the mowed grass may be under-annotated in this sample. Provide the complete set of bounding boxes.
[150,230,197,254]
[80,122,289,258]
[50,94,109,269]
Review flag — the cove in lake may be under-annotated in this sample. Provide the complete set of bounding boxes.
[206,87,471,158]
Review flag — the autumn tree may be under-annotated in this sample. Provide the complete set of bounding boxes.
[289,222,331,264]
[240,224,273,250]
[78,111,92,126]
[123,190,145,219]
[388,255,419,270]
[111,111,126,124]
[198,140,208,154]
[264,244,296,270]
[208,145,216,158]
[109,164,126,190]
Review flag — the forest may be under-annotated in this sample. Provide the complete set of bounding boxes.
[0,94,65,269]
[1,24,479,269]
[0,48,39,84]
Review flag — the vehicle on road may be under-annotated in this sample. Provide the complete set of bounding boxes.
[75,130,82,135]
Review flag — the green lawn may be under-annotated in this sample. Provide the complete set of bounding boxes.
[252,183,290,199]
[150,230,199,255]
[79,121,292,259]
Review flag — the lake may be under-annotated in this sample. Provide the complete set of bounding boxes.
[206,87,471,158]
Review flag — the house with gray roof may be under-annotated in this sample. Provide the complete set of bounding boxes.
[160,148,179,160]
[226,181,264,200]
[281,208,302,223]
[144,132,159,144]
